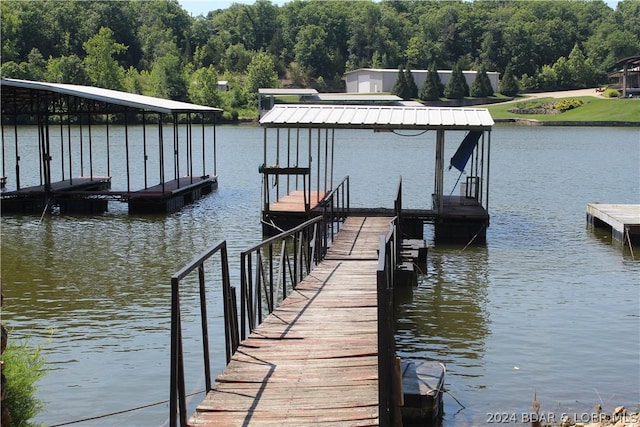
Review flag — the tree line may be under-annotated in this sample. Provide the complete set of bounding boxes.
[1,0,638,118]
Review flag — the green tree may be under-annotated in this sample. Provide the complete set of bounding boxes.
[129,0,190,70]
[566,43,597,88]
[391,65,408,99]
[26,48,46,81]
[82,26,127,90]
[222,44,254,73]
[0,2,21,62]
[418,64,442,101]
[535,64,558,89]
[405,64,418,99]
[242,0,280,52]
[444,61,468,99]
[188,65,221,107]
[498,63,519,96]
[123,66,148,94]
[149,51,188,100]
[347,2,406,69]
[405,36,425,68]
[470,66,493,97]
[46,54,89,84]
[0,61,29,79]
[552,56,571,89]
[246,51,278,93]
[294,25,330,77]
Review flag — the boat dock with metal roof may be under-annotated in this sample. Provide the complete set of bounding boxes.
[258,103,494,244]
[1,78,222,215]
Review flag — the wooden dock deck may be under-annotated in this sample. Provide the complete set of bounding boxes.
[1,175,217,215]
[268,190,327,213]
[189,216,392,426]
[587,203,640,246]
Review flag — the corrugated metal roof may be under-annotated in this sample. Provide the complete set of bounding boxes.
[315,93,402,102]
[1,78,222,114]
[258,88,319,96]
[260,104,494,130]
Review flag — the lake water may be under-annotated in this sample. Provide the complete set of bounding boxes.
[1,124,639,426]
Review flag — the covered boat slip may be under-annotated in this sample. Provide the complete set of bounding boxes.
[0,78,222,215]
[259,104,494,244]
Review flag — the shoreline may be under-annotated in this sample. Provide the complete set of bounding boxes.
[494,118,640,127]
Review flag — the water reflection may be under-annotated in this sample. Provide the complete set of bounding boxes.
[396,245,490,369]
[1,210,238,425]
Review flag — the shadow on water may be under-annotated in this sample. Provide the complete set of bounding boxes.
[586,225,639,261]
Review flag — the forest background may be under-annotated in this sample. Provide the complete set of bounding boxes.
[1,0,639,120]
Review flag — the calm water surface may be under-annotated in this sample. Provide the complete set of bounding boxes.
[1,125,638,426]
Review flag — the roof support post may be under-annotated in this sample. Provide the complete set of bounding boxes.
[125,107,131,193]
[212,112,217,177]
[188,112,193,183]
[173,113,179,181]
[159,114,165,193]
[200,115,206,177]
[12,91,20,190]
[106,113,111,180]
[434,129,445,213]
[622,62,629,98]
[88,109,94,180]
[485,130,491,214]
[142,113,148,189]
[66,96,72,186]
[58,110,65,182]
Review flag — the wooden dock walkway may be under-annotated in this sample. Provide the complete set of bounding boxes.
[189,216,393,426]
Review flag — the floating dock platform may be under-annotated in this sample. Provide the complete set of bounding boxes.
[127,175,218,214]
[1,177,112,214]
[401,360,445,426]
[587,203,640,247]
[1,175,217,215]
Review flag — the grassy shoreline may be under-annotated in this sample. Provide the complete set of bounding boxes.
[484,95,640,124]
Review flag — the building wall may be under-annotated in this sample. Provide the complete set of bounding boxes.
[344,69,500,94]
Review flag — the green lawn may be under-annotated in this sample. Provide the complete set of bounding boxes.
[485,96,640,123]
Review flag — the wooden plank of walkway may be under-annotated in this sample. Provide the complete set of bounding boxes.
[190,216,392,427]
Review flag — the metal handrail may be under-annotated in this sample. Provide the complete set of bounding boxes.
[168,181,348,425]
[240,215,330,339]
[321,175,350,240]
[377,216,399,427]
[169,240,237,427]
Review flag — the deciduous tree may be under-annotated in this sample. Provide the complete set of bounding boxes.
[82,27,127,90]
[246,51,278,93]
[188,65,221,107]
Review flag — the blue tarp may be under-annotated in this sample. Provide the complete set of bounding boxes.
[449,131,481,172]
